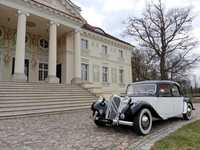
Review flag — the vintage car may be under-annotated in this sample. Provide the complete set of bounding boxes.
[91,80,194,135]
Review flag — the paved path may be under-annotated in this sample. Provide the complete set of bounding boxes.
[0,104,199,150]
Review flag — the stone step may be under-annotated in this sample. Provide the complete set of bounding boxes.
[0,100,94,108]
[0,81,66,85]
[0,95,95,100]
[0,84,67,87]
[0,91,90,94]
[0,88,87,92]
[0,81,96,118]
[0,94,93,98]
[0,85,77,88]
[0,103,91,112]
[0,97,95,103]
[0,96,95,101]
[0,105,90,118]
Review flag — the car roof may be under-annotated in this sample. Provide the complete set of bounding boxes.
[129,80,180,86]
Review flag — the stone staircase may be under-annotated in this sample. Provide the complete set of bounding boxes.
[0,82,97,118]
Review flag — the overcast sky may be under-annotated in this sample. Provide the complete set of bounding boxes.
[74,0,200,84]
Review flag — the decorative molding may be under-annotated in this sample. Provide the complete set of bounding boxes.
[24,0,85,25]
[30,34,39,69]
[3,27,15,64]
[49,21,60,26]
[81,30,132,50]
[75,28,82,33]
[81,58,89,64]
[17,10,30,16]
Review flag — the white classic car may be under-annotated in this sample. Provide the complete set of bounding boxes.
[91,80,194,135]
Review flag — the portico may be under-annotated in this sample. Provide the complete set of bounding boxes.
[0,0,85,84]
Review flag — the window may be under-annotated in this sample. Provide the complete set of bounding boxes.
[111,68,117,83]
[39,63,48,81]
[93,65,100,82]
[159,84,172,97]
[171,85,181,97]
[81,39,88,49]
[0,28,3,39]
[102,45,108,55]
[102,66,109,83]
[127,84,157,97]
[119,50,124,58]
[119,69,124,84]
[81,63,89,81]
[25,34,30,44]
[39,39,48,49]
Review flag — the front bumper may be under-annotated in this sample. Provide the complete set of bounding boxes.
[94,116,134,127]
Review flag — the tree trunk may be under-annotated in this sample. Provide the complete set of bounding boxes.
[160,56,168,80]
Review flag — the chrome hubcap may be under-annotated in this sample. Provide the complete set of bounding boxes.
[187,107,191,112]
[142,115,149,122]
[187,105,192,117]
[141,115,150,129]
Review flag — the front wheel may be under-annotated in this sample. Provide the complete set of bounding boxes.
[133,108,152,135]
[93,111,105,127]
[183,103,192,120]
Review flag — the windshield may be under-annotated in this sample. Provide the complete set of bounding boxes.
[126,83,157,97]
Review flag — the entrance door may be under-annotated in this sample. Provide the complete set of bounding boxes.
[56,64,62,83]
[12,58,29,81]
[25,59,29,81]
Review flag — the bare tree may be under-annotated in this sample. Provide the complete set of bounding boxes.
[126,0,199,80]
[131,50,159,81]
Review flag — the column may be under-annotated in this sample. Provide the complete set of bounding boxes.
[13,10,29,81]
[71,29,82,84]
[48,21,59,83]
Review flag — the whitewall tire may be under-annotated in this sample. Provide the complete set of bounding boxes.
[183,103,192,120]
[134,108,152,135]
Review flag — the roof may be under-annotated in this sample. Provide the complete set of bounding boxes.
[30,0,84,23]
[82,24,134,47]
[130,80,180,86]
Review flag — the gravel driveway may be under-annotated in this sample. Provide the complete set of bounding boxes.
[0,104,199,150]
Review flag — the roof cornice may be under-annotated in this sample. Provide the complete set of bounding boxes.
[26,0,85,24]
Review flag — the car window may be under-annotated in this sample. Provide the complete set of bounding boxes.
[127,84,156,97]
[159,84,172,97]
[171,85,181,97]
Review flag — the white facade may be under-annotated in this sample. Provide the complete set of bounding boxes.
[0,0,134,96]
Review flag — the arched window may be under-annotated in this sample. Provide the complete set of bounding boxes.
[0,27,3,39]
[25,34,30,45]
[39,39,49,49]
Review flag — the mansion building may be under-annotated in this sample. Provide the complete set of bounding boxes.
[0,0,133,96]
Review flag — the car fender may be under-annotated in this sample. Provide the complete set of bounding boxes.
[91,100,108,116]
[130,101,162,119]
[183,97,195,111]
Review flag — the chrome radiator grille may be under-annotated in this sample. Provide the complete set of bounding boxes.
[106,96,121,120]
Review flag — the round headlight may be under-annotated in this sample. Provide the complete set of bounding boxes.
[120,113,125,119]
[99,109,104,115]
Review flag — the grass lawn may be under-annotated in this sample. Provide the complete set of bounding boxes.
[151,120,200,150]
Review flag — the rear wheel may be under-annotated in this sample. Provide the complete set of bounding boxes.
[183,103,192,120]
[133,108,152,135]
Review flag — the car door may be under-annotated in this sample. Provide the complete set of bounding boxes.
[171,84,184,116]
[156,83,174,119]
